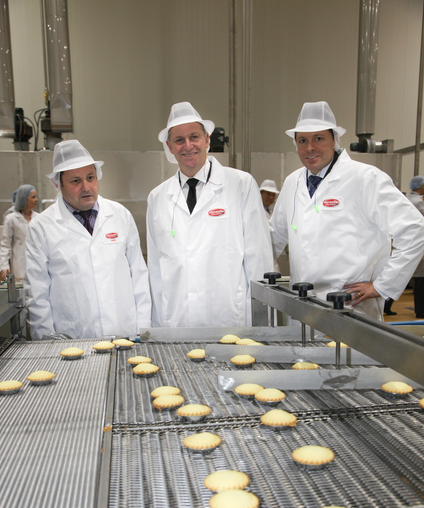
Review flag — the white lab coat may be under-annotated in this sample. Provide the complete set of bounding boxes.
[270,150,424,320]
[264,205,282,273]
[407,191,424,277]
[147,156,274,327]
[25,195,151,340]
[0,210,38,280]
[2,205,15,224]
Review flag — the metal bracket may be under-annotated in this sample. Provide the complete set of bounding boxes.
[251,281,424,385]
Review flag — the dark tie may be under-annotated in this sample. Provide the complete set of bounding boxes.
[308,175,323,198]
[186,178,199,214]
[74,210,93,235]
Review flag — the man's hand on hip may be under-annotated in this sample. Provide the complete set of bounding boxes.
[342,281,380,306]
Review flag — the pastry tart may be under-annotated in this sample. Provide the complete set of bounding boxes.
[27,370,55,385]
[152,394,184,411]
[0,380,23,395]
[183,432,221,452]
[133,363,159,377]
[204,470,250,492]
[60,347,84,360]
[92,341,115,353]
[177,403,211,422]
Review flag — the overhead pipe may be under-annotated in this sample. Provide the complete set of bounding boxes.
[356,0,379,138]
[350,0,391,153]
[42,0,73,134]
[414,4,424,175]
[229,0,237,169]
[242,0,252,173]
[0,0,15,138]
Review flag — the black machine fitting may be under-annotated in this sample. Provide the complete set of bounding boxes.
[263,272,281,285]
[292,282,314,299]
[327,291,352,310]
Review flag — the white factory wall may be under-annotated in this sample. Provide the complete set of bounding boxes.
[0,0,423,193]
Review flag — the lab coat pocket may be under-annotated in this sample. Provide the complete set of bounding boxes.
[320,197,344,210]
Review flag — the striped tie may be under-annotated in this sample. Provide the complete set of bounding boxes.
[308,175,322,198]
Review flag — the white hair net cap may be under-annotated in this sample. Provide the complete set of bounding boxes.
[410,175,424,190]
[158,102,215,164]
[259,179,279,194]
[286,101,346,151]
[46,140,104,190]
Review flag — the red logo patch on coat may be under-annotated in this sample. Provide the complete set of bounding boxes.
[208,208,226,217]
[106,232,118,239]
[322,199,339,208]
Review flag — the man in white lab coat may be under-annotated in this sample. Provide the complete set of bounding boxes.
[259,180,279,220]
[270,101,424,320]
[25,140,151,340]
[406,175,424,318]
[147,102,273,327]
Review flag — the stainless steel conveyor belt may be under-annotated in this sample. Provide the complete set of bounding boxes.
[1,320,424,507]
[106,332,424,508]
[0,340,111,508]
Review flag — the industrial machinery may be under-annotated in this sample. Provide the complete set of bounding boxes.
[209,127,229,153]
[0,278,423,507]
[0,274,23,343]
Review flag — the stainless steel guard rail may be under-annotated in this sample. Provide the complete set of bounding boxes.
[251,280,424,385]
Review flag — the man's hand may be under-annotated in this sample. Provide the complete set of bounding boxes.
[0,269,10,281]
[342,281,380,306]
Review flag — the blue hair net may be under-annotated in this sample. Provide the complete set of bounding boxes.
[14,184,35,211]
[410,175,424,190]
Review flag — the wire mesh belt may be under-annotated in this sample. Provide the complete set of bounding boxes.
[0,340,111,508]
[111,341,424,507]
[2,339,424,507]
[0,335,17,356]
[114,342,424,424]
[109,413,424,508]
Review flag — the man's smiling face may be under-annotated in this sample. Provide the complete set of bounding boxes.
[167,122,209,177]
[295,130,336,175]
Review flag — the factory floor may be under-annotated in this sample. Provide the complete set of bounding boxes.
[384,288,421,323]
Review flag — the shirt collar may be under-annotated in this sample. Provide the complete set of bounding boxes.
[62,196,99,215]
[179,159,209,187]
[307,160,333,179]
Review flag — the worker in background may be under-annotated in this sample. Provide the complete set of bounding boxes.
[270,101,424,320]
[2,189,18,224]
[25,140,151,340]
[406,175,424,318]
[259,179,282,273]
[147,101,273,327]
[259,179,279,219]
[0,185,39,281]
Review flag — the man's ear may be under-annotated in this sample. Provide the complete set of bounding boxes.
[166,140,174,155]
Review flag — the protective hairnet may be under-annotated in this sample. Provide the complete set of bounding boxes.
[14,184,35,211]
[409,175,424,190]
[286,101,346,151]
[259,179,279,194]
[158,102,215,164]
[11,189,18,203]
[46,140,104,190]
